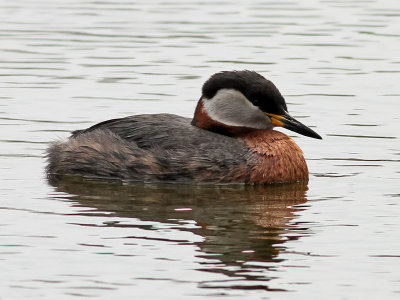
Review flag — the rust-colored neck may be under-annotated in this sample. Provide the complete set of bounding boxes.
[239,130,309,184]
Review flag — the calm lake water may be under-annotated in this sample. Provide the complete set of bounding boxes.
[1,0,399,299]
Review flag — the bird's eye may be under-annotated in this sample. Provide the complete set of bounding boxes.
[251,97,261,106]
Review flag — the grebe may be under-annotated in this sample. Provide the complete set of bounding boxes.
[46,70,321,184]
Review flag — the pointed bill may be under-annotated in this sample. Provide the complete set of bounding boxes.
[265,112,322,139]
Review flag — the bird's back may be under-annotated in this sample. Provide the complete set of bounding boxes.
[46,114,254,183]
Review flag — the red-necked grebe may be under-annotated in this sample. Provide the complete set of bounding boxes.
[46,70,322,184]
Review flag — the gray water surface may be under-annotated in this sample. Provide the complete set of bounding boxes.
[1,0,400,299]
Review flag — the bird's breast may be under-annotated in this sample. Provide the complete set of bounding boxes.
[239,130,309,184]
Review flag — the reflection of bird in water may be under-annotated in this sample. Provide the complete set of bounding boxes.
[53,178,309,290]
[46,70,321,184]
[55,178,308,228]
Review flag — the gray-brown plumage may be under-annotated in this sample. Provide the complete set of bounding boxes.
[46,70,321,184]
[48,114,252,182]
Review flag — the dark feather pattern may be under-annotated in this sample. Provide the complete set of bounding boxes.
[47,114,255,183]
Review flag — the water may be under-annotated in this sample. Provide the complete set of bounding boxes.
[1,0,399,298]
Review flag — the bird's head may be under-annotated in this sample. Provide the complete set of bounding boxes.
[192,70,322,139]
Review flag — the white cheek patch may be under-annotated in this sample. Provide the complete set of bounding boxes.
[202,89,272,130]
